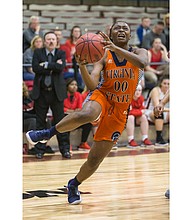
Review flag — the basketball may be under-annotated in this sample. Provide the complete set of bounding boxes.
[75,33,105,64]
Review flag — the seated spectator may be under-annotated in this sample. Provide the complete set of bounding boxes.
[54,27,72,66]
[163,13,170,51]
[64,78,92,150]
[144,38,169,88]
[23,35,43,81]
[145,75,170,146]
[54,27,83,85]
[141,21,167,50]
[23,16,44,52]
[60,26,84,92]
[23,81,36,153]
[126,84,153,148]
[136,16,151,47]
[64,25,82,60]
[139,69,145,90]
[23,81,54,155]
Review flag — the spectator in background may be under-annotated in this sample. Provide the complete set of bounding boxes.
[64,25,84,92]
[153,88,170,199]
[30,31,70,159]
[139,69,145,90]
[23,35,43,81]
[136,16,151,47]
[23,81,36,153]
[64,78,92,150]
[64,25,82,61]
[54,27,84,90]
[126,84,153,148]
[144,37,169,88]
[23,16,44,52]
[163,13,170,51]
[23,81,55,155]
[145,75,170,146]
[54,27,72,65]
[141,21,166,50]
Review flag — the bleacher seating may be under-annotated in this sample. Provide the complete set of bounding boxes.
[23,3,169,45]
[29,4,88,11]
[47,123,169,151]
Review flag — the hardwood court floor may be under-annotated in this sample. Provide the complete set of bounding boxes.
[23,146,169,220]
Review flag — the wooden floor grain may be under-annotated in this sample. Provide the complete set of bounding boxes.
[23,148,169,220]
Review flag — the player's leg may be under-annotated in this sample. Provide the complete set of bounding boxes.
[67,140,113,205]
[77,140,113,182]
[26,100,102,145]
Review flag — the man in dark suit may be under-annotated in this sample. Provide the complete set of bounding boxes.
[31,31,71,159]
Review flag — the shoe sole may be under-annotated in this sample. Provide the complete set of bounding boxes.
[69,198,82,205]
[26,131,37,145]
[155,143,168,147]
[127,145,140,149]
[26,131,47,145]
[78,148,90,151]
[141,144,155,147]
[165,190,170,199]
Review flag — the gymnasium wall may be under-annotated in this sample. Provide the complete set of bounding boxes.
[23,0,169,44]
[23,0,169,7]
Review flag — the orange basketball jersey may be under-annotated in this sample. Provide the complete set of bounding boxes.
[98,50,141,108]
[88,49,142,142]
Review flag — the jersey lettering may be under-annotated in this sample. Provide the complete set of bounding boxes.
[105,68,135,79]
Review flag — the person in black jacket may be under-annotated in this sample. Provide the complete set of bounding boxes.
[31,31,70,159]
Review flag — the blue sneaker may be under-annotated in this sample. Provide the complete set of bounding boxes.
[67,179,82,205]
[26,130,50,145]
[165,189,170,199]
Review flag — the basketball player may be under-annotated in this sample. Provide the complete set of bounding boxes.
[26,21,148,204]
[154,89,170,199]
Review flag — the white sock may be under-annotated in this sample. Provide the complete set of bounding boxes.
[142,135,148,141]
[128,136,134,142]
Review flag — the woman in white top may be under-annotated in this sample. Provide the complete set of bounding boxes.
[145,74,169,146]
